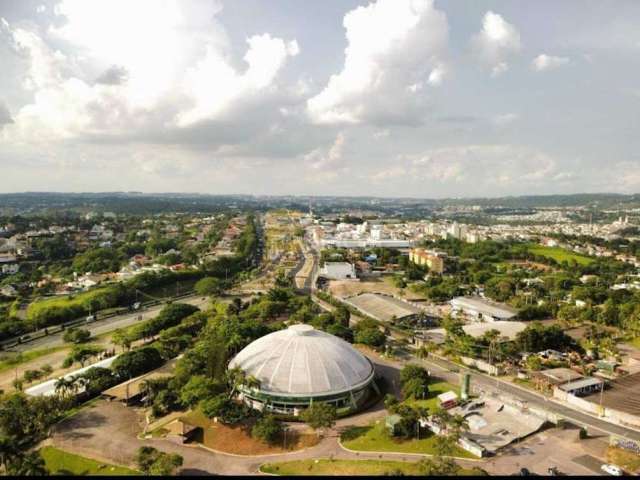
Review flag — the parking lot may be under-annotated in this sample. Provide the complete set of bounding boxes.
[482,427,608,476]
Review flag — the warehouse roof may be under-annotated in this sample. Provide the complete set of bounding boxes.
[451,296,518,319]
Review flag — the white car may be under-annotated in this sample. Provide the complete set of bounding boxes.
[601,464,623,476]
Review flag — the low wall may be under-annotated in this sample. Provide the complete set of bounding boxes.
[461,356,502,376]
[553,388,640,430]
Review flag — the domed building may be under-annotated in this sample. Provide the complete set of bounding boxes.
[228,324,377,416]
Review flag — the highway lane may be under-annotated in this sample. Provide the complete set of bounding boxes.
[6,295,211,353]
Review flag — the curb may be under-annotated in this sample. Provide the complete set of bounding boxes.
[337,438,483,462]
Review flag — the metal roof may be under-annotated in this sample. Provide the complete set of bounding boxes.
[229,324,374,397]
[451,296,518,319]
[559,377,604,392]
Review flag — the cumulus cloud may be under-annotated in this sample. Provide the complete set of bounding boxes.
[386,145,559,190]
[471,11,521,77]
[303,132,346,170]
[95,65,129,85]
[0,0,300,148]
[532,54,570,72]
[307,0,449,125]
[0,102,13,125]
[176,34,299,127]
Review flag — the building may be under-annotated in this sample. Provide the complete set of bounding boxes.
[228,324,377,416]
[450,296,518,322]
[557,377,604,397]
[438,391,458,409]
[319,262,357,280]
[409,248,446,274]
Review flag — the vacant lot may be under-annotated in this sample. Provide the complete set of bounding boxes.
[527,245,594,266]
[330,277,426,301]
[180,409,319,455]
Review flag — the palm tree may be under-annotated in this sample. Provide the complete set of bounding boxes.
[7,451,47,476]
[0,435,21,472]
[227,367,247,398]
[54,377,73,398]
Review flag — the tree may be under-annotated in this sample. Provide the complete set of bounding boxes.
[400,364,430,400]
[179,375,224,407]
[136,446,183,476]
[63,327,91,344]
[251,415,283,445]
[300,403,336,436]
[66,344,104,367]
[111,328,134,352]
[200,395,247,424]
[195,277,224,297]
[6,451,48,476]
[111,346,163,379]
[354,327,385,348]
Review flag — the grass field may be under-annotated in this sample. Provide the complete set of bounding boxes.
[39,446,139,476]
[526,244,594,266]
[0,346,66,373]
[260,459,485,476]
[341,380,473,458]
[405,380,461,411]
[341,422,473,458]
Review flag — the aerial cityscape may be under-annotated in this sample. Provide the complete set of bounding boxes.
[1,0,640,477]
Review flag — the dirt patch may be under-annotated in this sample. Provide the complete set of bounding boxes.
[181,410,319,455]
[330,277,421,300]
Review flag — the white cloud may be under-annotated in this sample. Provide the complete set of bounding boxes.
[176,34,299,127]
[389,145,558,189]
[493,113,519,126]
[471,11,521,77]
[1,1,299,145]
[303,132,346,170]
[307,0,449,125]
[532,53,570,72]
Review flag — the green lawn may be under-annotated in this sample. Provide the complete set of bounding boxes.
[260,459,485,476]
[404,380,461,412]
[341,380,474,458]
[526,244,594,266]
[39,446,139,476]
[341,422,473,458]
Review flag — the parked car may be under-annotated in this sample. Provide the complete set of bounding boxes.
[601,464,623,476]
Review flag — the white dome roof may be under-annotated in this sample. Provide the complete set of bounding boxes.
[229,324,374,397]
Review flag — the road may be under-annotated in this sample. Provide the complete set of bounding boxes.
[411,350,640,442]
[7,295,211,353]
[308,293,640,443]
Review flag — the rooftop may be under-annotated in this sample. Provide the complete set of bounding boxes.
[451,296,518,319]
[228,324,374,397]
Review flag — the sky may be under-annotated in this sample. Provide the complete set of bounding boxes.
[0,0,639,198]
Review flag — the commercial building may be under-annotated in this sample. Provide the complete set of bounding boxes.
[229,324,377,416]
[451,296,518,322]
